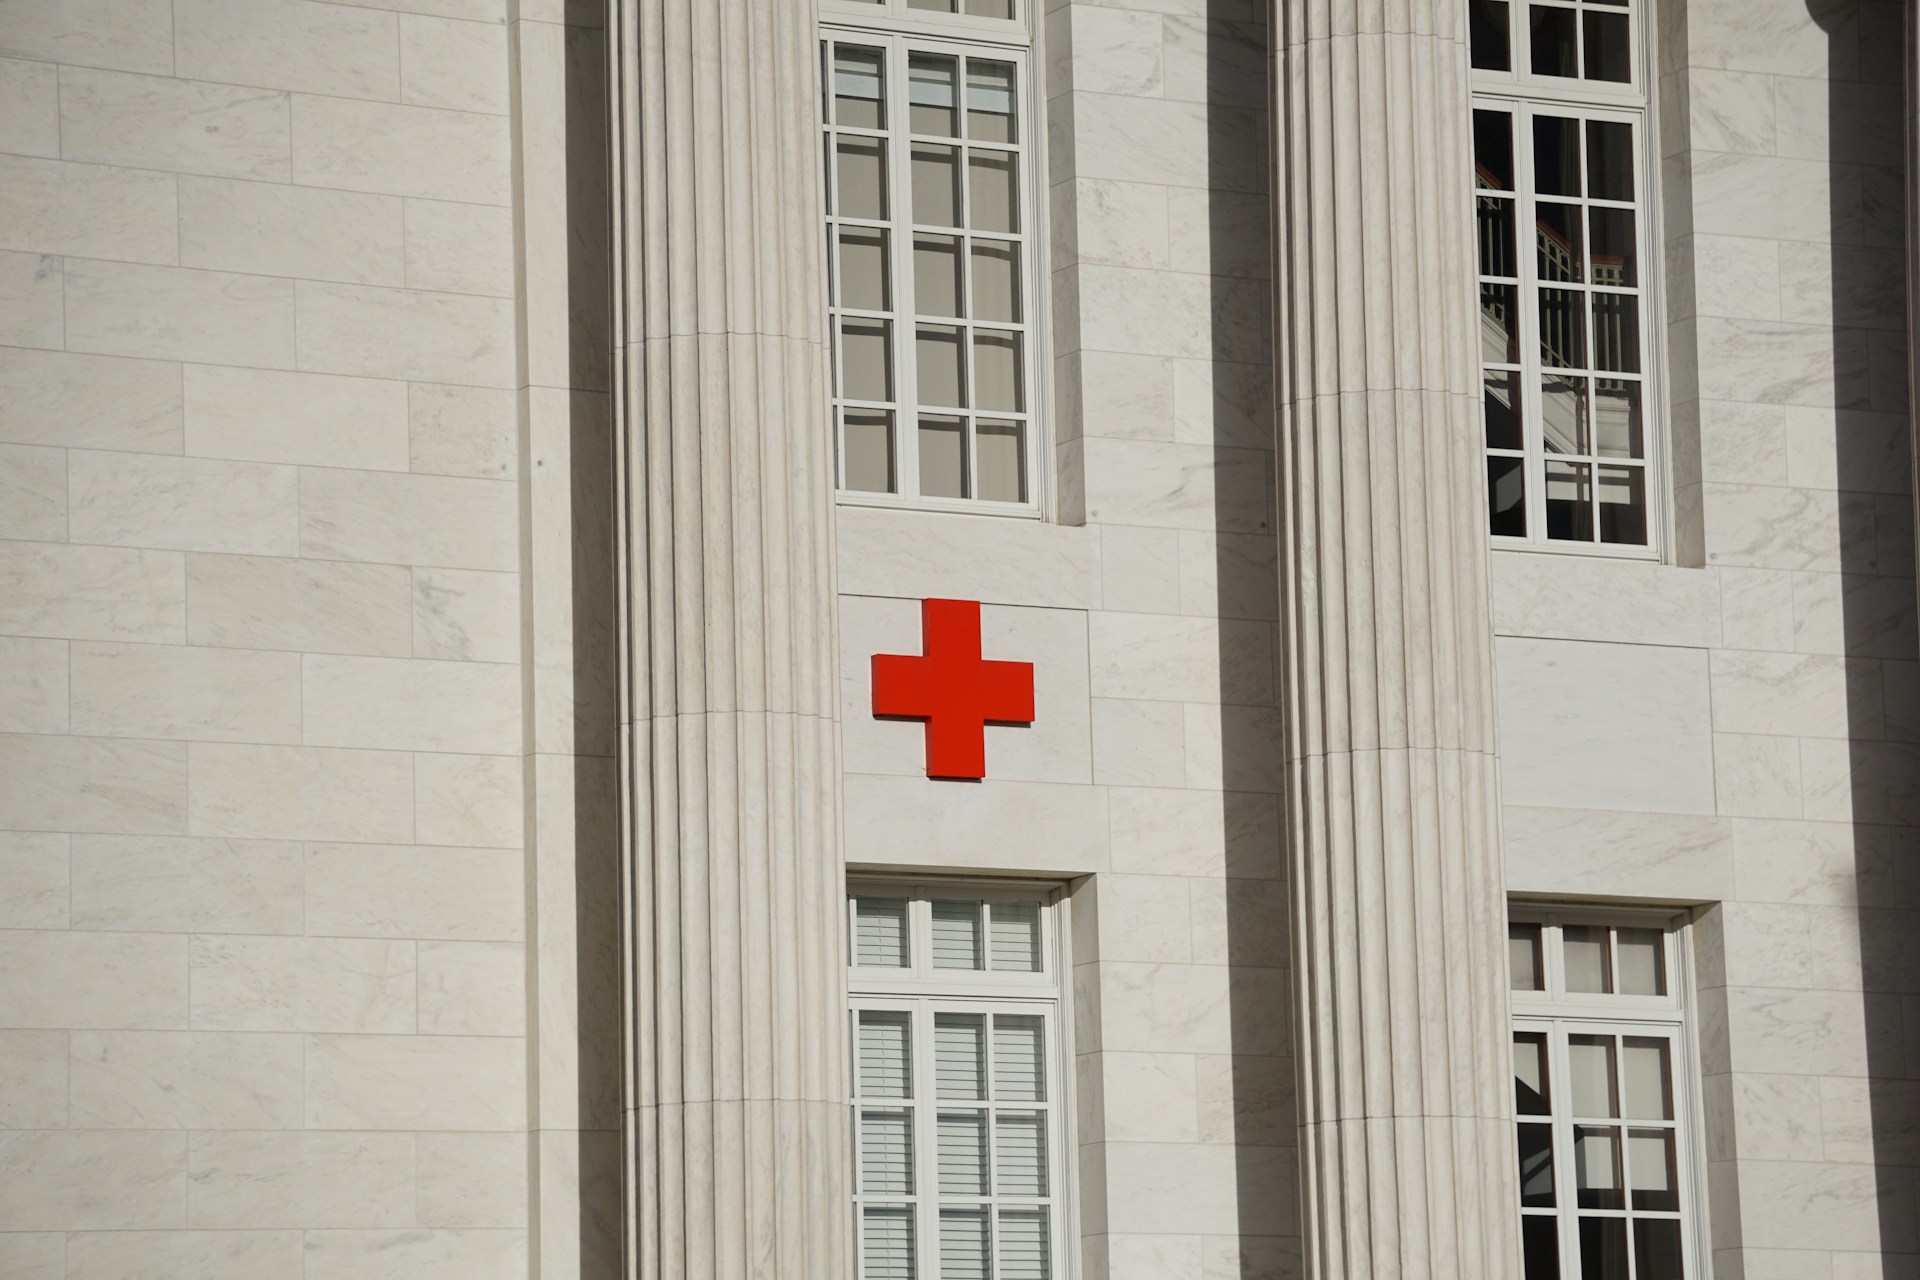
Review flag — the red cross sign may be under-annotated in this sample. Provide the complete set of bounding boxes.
[871,598,1035,780]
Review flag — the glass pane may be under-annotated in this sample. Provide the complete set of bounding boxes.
[973,330,1023,412]
[1488,455,1527,538]
[938,1110,988,1194]
[1546,461,1594,541]
[859,1010,912,1098]
[1514,1029,1551,1114]
[993,1014,1045,1101]
[856,896,909,967]
[1592,294,1640,373]
[1629,1127,1679,1211]
[833,46,885,129]
[999,1209,1050,1280]
[1485,371,1523,451]
[1617,929,1666,996]
[1598,465,1646,545]
[917,325,966,408]
[995,1111,1048,1196]
[1510,922,1543,990]
[1593,378,1642,457]
[1481,284,1519,364]
[1538,290,1585,368]
[1588,208,1638,286]
[935,1013,986,1099]
[1584,9,1631,82]
[912,144,961,227]
[966,61,1016,143]
[839,227,890,312]
[1623,1037,1673,1119]
[1635,1219,1685,1280]
[1533,115,1581,196]
[919,416,967,499]
[971,240,1020,321]
[989,899,1041,970]
[1541,375,1589,454]
[841,318,893,402]
[1529,4,1577,77]
[1536,201,1583,282]
[1479,196,1516,278]
[1568,1034,1619,1117]
[968,0,1015,15]
[931,898,983,968]
[1574,1124,1624,1209]
[915,235,963,318]
[862,1110,914,1194]
[863,1205,916,1280]
[837,137,887,220]
[1470,0,1511,71]
[1518,1122,1555,1206]
[977,419,1026,504]
[909,0,957,8]
[1522,1217,1561,1280]
[1475,109,1515,190]
[940,1209,990,1280]
[1587,120,1635,200]
[909,54,958,137]
[968,151,1017,233]
[1580,1216,1630,1280]
[843,409,895,494]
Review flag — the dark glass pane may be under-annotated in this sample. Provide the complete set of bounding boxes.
[1592,294,1640,373]
[1471,0,1512,71]
[1584,10,1632,82]
[842,409,895,493]
[1581,1217,1630,1280]
[1523,1217,1561,1280]
[1488,455,1527,537]
[1593,379,1643,458]
[1481,284,1520,364]
[1541,375,1588,454]
[1546,461,1594,541]
[1514,1030,1551,1114]
[1529,4,1578,77]
[1479,197,1517,278]
[1533,115,1581,196]
[1634,1219,1685,1280]
[1588,120,1635,200]
[1485,371,1523,450]
[1598,465,1647,545]
[1588,207,1638,286]
[1539,289,1585,368]
[1518,1123,1556,1207]
[1475,109,1515,190]
[1510,922,1544,990]
[1536,202,1583,282]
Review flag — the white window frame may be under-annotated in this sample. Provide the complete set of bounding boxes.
[1509,906,1710,1280]
[821,1,1051,519]
[1473,0,1671,560]
[847,879,1075,1280]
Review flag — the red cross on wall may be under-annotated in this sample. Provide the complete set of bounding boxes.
[871,598,1035,780]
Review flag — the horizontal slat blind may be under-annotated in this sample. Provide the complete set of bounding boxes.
[935,1013,986,1100]
[989,900,1040,972]
[998,1209,1049,1280]
[992,1014,1044,1102]
[860,1011,913,1099]
[861,1110,915,1195]
[939,1208,991,1280]
[857,897,910,968]
[863,1205,916,1280]
[937,1111,989,1195]
[994,1112,1046,1197]
[931,900,983,970]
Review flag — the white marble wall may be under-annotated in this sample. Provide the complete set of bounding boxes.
[0,0,559,1272]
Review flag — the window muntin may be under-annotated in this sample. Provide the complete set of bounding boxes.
[822,17,1042,516]
[1510,913,1701,1280]
[1472,0,1658,554]
[849,883,1066,1280]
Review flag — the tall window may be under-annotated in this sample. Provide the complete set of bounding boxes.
[847,882,1067,1280]
[1509,912,1702,1280]
[1471,1,1658,552]
[822,0,1042,514]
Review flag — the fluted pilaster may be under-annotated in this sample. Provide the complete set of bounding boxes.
[609,1,847,1276]
[1270,4,1520,1276]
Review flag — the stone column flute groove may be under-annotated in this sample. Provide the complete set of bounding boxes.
[1270,4,1521,1277]
[609,0,847,1276]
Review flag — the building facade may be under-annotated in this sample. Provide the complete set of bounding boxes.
[0,0,1917,1277]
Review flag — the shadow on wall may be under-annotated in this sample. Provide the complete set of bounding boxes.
[1809,0,1916,1268]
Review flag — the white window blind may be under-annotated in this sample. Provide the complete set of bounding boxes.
[858,897,911,968]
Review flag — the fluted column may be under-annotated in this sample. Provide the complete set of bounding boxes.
[609,1,847,1276]
[1270,4,1521,1277]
